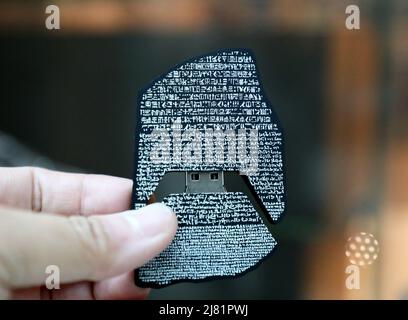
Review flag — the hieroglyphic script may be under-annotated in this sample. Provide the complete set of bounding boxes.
[133,49,285,287]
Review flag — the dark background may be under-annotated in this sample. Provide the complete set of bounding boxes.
[0,33,325,298]
[0,0,407,299]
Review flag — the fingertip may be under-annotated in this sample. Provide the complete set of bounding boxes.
[146,202,179,236]
[124,202,178,238]
[91,203,178,280]
[135,202,174,216]
[93,273,151,300]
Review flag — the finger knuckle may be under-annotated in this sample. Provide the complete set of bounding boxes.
[68,216,112,279]
[0,249,23,288]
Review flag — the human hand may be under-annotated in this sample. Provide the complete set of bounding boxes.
[0,167,177,299]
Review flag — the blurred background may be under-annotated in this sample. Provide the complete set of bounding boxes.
[0,0,407,299]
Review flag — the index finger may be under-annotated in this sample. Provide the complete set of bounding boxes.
[0,167,133,216]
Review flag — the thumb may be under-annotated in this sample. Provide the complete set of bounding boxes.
[0,203,177,289]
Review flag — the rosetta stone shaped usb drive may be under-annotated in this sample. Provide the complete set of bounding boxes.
[132,49,285,288]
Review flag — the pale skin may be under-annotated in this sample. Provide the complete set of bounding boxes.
[0,167,178,299]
